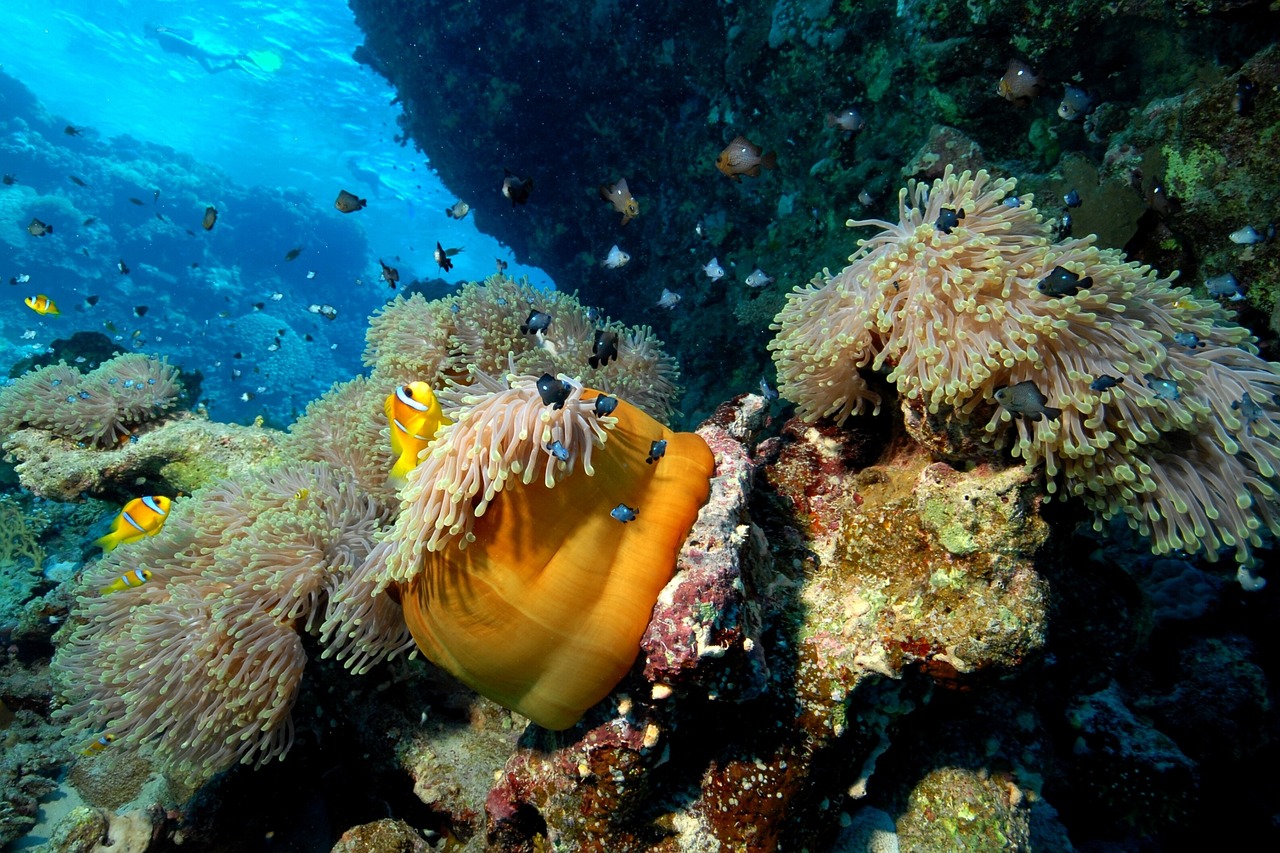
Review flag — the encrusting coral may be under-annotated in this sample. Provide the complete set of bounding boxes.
[0,354,182,448]
[364,275,682,423]
[771,166,1280,562]
[351,366,714,730]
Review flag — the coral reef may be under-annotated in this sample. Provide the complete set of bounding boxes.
[772,167,1280,562]
[0,354,182,449]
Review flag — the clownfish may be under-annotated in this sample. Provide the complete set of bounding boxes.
[385,383,452,486]
[80,733,115,756]
[93,496,172,552]
[24,294,59,315]
[100,568,152,595]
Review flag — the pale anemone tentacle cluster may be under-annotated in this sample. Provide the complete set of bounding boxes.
[370,367,616,591]
[771,165,1280,562]
[362,274,681,423]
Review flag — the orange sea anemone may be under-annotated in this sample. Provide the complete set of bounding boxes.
[369,368,714,729]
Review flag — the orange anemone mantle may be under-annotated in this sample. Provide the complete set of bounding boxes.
[400,395,714,730]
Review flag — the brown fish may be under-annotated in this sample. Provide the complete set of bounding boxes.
[64,125,83,137]
[599,178,639,225]
[334,189,367,213]
[128,197,145,206]
[69,175,88,187]
[202,206,218,230]
[27,218,53,237]
[285,247,303,261]
[502,169,533,205]
[998,59,1040,106]
[716,135,777,180]
[379,259,400,288]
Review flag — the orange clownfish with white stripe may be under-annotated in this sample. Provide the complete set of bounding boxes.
[384,382,451,487]
[93,496,171,552]
[99,568,153,595]
[80,733,115,756]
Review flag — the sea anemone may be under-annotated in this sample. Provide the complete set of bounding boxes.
[771,166,1280,561]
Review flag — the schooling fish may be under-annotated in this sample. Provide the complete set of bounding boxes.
[445,200,470,219]
[334,189,367,213]
[118,259,130,275]
[69,176,88,187]
[603,244,630,269]
[716,135,777,179]
[656,288,681,309]
[646,439,667,464]
[1205,273,1245,300]
[1173,332,1206,349]
[434,242,453,272]
[520,310,552,335]
[1037,266,1092,297]
[935,207,964,234]
[826,108,865,134]
[593,394,618,417]
[385,382,452,486]
[285,247,303,261]
[536,373,572,410]
[94,496,172,552]
[1144,374,1181,401]
[502,169,534,205]
[128,197,145,206]
[379,259,400,288]
[202,206,218,230]
[1057,86,1096,121]
[599,178,640,225]
[308,303,338,320]
[1090,375,1124,392]
[24,294,59,315]
[589,329,619,368]
[703,257,725,281]
[546,440,570,462]
[27,218,53,237]
[610,503,638,523]
[100,568,153,595]
[745,269,774,288]
[994,380,1062,421]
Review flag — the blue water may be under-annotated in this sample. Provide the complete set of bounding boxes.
[2,0,553,421]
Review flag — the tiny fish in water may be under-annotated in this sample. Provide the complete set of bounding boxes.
[128,197,145,206]
[11,273,30,284]
[69,175,88,187]
[24,294,59,315]
[593,394,618,417]
[589,329,619,368]
[495,258,508,274]
[1057,86,1096,121]
[520,310,553,335]
[84,294,99,307]
[95,496,172,552]
[536,373,572,409]
[80,734,115,756]
[1173,332,1206,349]
[994,380,1062,421]
[998,59,1040,106]
[306,270,316,279]
[599,178,640,225]
[1205,272,1245,300]
[935,207,964,234]
[134,305,148,318]
[285,247,303,261]
[1144,374,1181,401]
[1232,392,1264,430]
[826,108,865,134]
[434,242,453,272]
[240,392,255,402]
[1233,77,1258,115]
[269,292,283,301]
[502,169,534,205]
[603,244,630,269]
[2,174,16,185]
[380,259,400,288]
[745,269,774,288]
[716,135,777,180]
[27,218,53,237]
[703,257,725,281]
[117,259,130,275]
[1089,375,1124,392]
[65,125,85,136]
[100,568,152,595]
[760,377,779,401]
[294,488,310,501]
[202,206,218,230]
[385,382,452,485]
[1063,189,1082,208]
[308,303,338,320]
[646,439,667,464]
[610,503,638,523]
[445,200,470,219]
[656,288,681,309]
[1037,265,1092,297]
[546,440,570,462]
[1229,225,1265,245]
[334,189,367,213]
